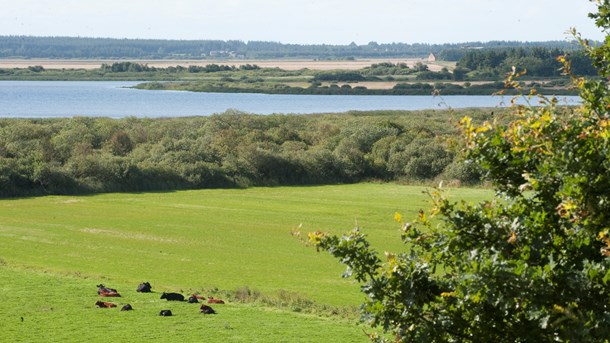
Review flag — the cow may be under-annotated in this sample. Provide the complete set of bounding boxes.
[159,310,173,316]
[98,289,121,297]
[200,304,216,314]
[191,294,206,300]
[97,284,121,297]
[207,297,225,304]
[121,304,133,311]
[187,295,199,304]
[160,292,184,301]
[95,300,117,308]
[136,282,152,293]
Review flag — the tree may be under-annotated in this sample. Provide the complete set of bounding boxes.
[452,66,468,81]
[413,61,429,72]
[305,2,610,341]
[108,131,134,157]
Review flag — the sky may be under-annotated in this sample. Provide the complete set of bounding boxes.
[0,0,605,45]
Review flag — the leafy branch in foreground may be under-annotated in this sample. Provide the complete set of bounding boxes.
[305,2,610,341]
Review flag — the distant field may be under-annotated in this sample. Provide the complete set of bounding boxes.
[0,58,450,71]
[0,183,491,341]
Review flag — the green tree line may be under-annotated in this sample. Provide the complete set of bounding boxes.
[0,36,577,60]
[0,109,505,197]
[456,47,597,78]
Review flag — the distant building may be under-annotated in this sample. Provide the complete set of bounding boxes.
[427,53,437,62]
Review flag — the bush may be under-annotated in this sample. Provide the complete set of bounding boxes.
[307,4,610,341]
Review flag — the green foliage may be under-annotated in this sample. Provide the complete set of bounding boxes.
[0,109,496,197]
[308,4,610,342]
[100,62,157,73]
[0,36,578,60]
[361,62,413,76]
[457,46,596,78]
[313,71,366,82]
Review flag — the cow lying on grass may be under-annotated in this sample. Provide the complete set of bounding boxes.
[97,284,121,297]
[207,297,225,304]
[95,300,117,308]
[160,292,184,301]
[200,304,216,314]
[136,282,152,293]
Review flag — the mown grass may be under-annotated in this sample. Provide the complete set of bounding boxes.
[0,183,491,341]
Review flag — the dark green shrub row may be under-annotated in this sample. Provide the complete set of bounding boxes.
[0,110,503,197]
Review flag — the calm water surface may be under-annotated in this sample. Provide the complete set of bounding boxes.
[0,81,581,118]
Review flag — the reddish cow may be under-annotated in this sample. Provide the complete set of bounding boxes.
[97,284,121,297]
[207,297,225,304]
[95,300,117,308]
[98,290,121,297]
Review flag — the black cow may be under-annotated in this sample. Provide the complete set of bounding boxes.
[97,284,117,293]
[200,304,216,314]
[136,282,152,293]
[187,295,199,303]
[121,304,133,311]
[159,310,173,316]
[160,292,184,301]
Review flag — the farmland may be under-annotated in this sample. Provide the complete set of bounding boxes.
[0,183,491,342]
[0,58,449,72]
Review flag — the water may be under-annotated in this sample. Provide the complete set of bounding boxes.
[0,81,581,118]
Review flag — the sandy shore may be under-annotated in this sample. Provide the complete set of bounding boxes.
[0,58,448,71]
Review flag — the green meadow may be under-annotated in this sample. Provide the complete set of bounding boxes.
[0,183,491,342]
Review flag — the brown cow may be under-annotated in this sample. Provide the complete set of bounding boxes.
[207,297,225,304]
[98,290,121,297]
[95,300,117,308]
[97,284,121,297]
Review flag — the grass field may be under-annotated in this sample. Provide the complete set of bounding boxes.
[0,183,491,342]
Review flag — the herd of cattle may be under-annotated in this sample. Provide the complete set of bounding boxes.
[95,282,223,316]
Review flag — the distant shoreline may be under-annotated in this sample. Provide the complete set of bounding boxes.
[0,58,448,71]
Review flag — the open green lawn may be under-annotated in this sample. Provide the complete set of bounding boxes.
[0,183,491,342]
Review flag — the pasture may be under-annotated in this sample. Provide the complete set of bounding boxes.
[0,183,491,341]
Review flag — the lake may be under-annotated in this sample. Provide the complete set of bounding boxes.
[0,81,581,118]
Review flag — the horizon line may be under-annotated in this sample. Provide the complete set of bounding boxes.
[0,34,579,47]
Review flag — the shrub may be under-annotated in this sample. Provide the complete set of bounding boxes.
[307,4,610,341]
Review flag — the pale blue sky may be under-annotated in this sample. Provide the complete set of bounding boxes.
[0,0,604,44]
